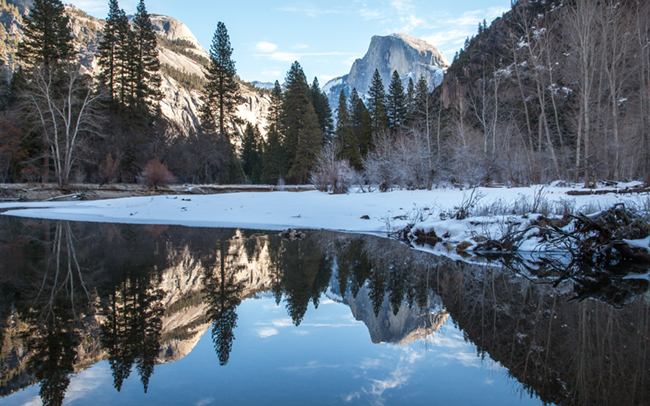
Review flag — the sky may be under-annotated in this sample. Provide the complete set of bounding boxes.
[68,0,512,85]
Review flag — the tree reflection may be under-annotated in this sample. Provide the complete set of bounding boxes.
[17,222,92,406]
[100,276,164,392]
[271,236,331,326]
[203,240,244,366]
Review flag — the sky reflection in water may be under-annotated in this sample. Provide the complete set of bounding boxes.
[6,296,540,406]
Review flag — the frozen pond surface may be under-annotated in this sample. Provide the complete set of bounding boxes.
[0,218,648,405]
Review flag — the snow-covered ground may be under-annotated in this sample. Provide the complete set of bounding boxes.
[2,183,648,252]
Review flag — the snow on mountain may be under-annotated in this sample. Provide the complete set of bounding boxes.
[323,33,449,112]
[251,81,275,90]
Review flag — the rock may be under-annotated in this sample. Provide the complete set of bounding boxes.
[323,33,449,110]
[456,241,473,252]
[360,215,370,220]
[533,214,572,228]
[280,229,306,241]
[413,228,441,246]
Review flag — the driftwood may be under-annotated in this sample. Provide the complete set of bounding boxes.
[475,204,650,266]
[567,186,650,196]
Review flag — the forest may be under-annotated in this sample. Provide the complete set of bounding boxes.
[0,0,649,190]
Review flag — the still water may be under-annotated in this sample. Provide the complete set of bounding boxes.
[0,218,648,405]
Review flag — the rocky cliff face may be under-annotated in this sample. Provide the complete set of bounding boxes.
[323,33,449,110]
[0,1,272,140]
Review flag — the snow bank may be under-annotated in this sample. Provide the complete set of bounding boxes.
[1,183,646,236]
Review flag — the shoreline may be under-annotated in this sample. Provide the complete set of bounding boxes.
[1,183,649,265]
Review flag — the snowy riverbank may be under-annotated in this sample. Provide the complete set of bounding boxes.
[1,182,649,260]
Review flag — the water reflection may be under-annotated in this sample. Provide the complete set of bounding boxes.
[0,218,648,405]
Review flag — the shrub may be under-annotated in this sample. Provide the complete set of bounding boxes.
[141,158,176,188]
[311,142,354,194]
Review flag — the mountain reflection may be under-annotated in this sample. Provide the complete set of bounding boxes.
[0,217,648,405]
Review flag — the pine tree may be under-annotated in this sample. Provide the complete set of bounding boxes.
[98,0,129,103]
[310,77,334,144]
[16,0,74,68]
[116,13,135,107]
[405,77,415,126]
[262,81,286,184]
[349,88,365,140]
[281,61,321,183]
[387,70,406,132]
[132,0,161,117]
[367,69,387,135]
[241,122,262,183]
[200,21,240,138]
[335,90,361,170]
[414,74,432,128]
[359,109,373,157]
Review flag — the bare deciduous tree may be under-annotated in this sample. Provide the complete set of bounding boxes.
[22,63,105,186]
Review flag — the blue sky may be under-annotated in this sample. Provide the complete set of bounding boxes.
[69,0,512,84]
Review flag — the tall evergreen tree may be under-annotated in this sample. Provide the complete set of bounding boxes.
[405,77,415,126]
[414,74,432,128]
[367,69,387,135]
[336,90,361,170]
[359,109,373,157]
[200,21,240,138]
[241,122,262,183]
[132,0,161,117]
[387,71,406,132]
[98,0,129,103]
[281,61,321,183]
[16,0,74,68]
[262,81,286,184]
[349,88,365,140]
[115,14,135,108]
[310,77,334,144]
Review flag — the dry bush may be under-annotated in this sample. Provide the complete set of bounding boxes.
[311,142,354,194]
[141,158,176,188]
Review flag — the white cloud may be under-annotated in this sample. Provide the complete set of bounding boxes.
[344,392,361,402]
[367,365,410,398]
[391,0,415,13]
[280,5,340,18]
[255,41,278,53]
[359,358,382,370]
[270,52,300,62]
[196,398,215,406]
[271,318,294,327]
[398,15,424,33]
[359,8,385,20]
[257,327,279,338]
